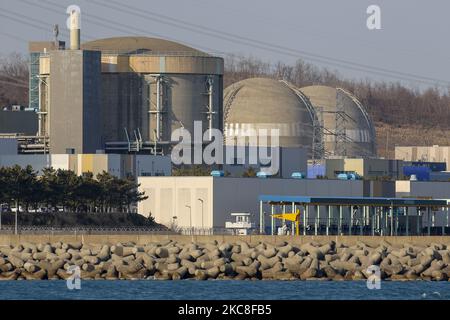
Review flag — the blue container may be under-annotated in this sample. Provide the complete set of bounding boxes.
[210,170,224,177]
[411,161,446,172]
[403,166,430,181]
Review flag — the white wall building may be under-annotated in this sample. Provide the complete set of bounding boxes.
[138,176,373,229]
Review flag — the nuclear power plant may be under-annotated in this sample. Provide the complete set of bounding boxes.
[22,9,380,162]
[1,7,450,238]
[27,10,224,155]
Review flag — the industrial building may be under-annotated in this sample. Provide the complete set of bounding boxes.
[258,195,448,236]
[395,145,450,172]
[300,85,376,158]
[325,158,404,180]
[137,176,395,230]
[0,154,171,178]
[29,11,224,155]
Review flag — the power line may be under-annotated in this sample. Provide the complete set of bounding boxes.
[19,0,450,88]
[88,0,450,88]
[19,0,220,55]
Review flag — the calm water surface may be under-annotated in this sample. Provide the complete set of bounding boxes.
[0,280,449,300]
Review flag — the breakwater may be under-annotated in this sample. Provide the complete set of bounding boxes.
[1,236,450,280]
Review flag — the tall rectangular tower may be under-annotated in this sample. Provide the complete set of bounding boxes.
[49,50,102,153]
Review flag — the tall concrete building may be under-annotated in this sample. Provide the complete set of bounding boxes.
[45,50,102,154]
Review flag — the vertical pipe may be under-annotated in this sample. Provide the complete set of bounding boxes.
[349,206,352,236]
[271,205,274,235]
[208,78,213,141]
[38,77,42,136]
[315,205,319,236]
[405,207,409,236]
[432,211,436,228]
[427,207,431,236]
[292,202,296,235]
[259,201,263,234]
[303,205,307,236]
[360,207,364,236]
[156,76,161,141]
[326,205,331,236]
[390,205,394,236]
[417,208,420,235]
[338,206,342,235]
[371,207,375,236]
[446,207,449,235]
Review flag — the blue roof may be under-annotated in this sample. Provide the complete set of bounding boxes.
[258,195,448,206]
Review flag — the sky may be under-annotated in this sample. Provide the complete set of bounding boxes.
[0,0,449,90]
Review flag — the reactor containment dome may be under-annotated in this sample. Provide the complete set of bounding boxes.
[224,78,320,155]
[300,85,376,158]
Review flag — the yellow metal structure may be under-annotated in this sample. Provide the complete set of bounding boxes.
[271,209,301,235]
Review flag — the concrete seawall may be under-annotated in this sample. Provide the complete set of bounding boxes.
[2,235,450,281]
[1,235,450,247]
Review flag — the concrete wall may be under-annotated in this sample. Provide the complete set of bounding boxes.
[2,234,449,247]
[138,176,213,227]
[0,139,18,155]
[0,111,38,135]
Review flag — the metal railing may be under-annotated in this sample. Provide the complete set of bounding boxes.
[0,225,176,235]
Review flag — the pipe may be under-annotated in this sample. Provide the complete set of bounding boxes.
[156,76,161,141]
[69,9,80,50]
[207,77,214,141]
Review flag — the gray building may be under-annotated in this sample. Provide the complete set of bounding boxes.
[47,50,102,154]
[0,111,38,135]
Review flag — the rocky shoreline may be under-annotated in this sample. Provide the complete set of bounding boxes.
[1,239,450,281]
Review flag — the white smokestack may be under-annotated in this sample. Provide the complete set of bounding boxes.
[69,9,80,50]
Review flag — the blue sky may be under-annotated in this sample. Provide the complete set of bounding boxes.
[1,0,449,89]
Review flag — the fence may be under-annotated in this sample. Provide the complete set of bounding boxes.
[0,225,250,236]
[0,225,176,235]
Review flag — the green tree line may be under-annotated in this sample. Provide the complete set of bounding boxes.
[0,165,147,213]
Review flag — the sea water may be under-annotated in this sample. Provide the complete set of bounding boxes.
[0,280,449,300]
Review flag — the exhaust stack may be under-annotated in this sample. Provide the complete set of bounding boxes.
[69,9,80,50]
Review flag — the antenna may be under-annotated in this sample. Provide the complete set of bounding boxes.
[53,24,59,47]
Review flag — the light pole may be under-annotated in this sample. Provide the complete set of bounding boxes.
[185,205,192,234]
[197,198,204,229]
